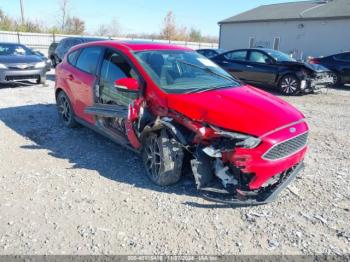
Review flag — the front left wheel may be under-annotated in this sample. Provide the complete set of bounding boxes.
[142,130,184,186]
[279,74,301,95]
[36,76,46,85]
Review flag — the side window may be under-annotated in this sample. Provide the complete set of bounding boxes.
[57,40,65,53]
[335,53,350,62]
[197,50,205,56]
[76,47,102,74]
[206,51,217,58]
[249,51,270,63]
[100,50,137,84]
[99,49,139,106]
[67,50,80,66]
[224,51,247,61]
[62,40,71,52]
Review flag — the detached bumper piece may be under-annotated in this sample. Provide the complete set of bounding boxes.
[200,162,304,206]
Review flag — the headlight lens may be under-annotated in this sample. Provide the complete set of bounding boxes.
[211,126,261,149]
[0,63,8,69]
[35,61,46,68]
[236,136,261,149]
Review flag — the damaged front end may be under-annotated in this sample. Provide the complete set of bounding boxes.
[183,120,308,205]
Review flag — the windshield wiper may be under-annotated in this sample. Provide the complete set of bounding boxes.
[177,60,235,82]
[185,85,233,94]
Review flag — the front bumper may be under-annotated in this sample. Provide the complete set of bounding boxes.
[0,68,46,83]
[302,73,334,92]
[201,162,304,205]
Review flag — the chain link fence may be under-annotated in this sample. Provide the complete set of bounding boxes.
[0,31,219,56]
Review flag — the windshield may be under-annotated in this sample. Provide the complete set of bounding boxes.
[266,50,296,62]
[0,44,34,56]
[134,50,241,94]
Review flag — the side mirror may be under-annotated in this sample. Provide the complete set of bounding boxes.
[265,58,274,64]
[114,78,139,92]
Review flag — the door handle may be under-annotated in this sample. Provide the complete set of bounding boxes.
[246,65,254,68]
[222,61,229,64]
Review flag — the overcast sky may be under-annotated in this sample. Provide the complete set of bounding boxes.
[1,0,305,36]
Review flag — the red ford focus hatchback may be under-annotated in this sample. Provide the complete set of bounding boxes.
[55,41,309,205]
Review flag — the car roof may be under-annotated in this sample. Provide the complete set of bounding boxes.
[61,37,105,41]
[0,42,25,46]
[197,48,226,53]
[70,40,192,52]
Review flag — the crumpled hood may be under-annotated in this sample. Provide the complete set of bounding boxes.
[278,60,330,72]
[166,85,305,137]
[0,55,43,65]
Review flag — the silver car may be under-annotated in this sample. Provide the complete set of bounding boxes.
[0,42,48,85]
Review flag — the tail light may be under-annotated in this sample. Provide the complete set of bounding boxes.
[309,58,320,64]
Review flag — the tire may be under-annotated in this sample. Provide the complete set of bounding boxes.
[56,91,78,128]
[142,130,184,186]
[36,75,47,85]
[279,74,301,95]
[190,147,214,189]
[330,72,342,87]
[51,57,57,68]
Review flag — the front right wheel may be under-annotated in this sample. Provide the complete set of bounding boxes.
[279,74,301,95]
[142,130,184,186]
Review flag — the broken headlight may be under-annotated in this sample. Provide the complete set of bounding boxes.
[211,126,261,149]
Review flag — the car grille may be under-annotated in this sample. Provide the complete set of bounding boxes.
[8,65,35,70]
[263,132,308,160]
[5,75,39,81]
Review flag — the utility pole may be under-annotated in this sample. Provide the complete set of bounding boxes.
[20,0,24,24]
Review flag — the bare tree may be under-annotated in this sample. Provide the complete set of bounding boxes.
[0,9,14,31]
[189,28,202,42]
[109,18,121,36]
[161,11,177,40]
[65,16,85,35]
[96,24,109,36]
[95,18,121,37]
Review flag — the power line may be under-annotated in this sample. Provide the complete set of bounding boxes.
[20,0,24,24]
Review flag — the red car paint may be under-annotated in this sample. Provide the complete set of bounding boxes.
[55,41,309,201]
[166,85,305,137]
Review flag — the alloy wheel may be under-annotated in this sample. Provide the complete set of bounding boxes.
[58,95,71,123]
[281,76,299,95]
[144,136,162,179]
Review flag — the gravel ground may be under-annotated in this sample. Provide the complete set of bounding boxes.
[0,71,349,255]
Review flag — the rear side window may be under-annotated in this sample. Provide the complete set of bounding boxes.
[334,53,350,62]
[224,51,247,61]
[249,51,270,63]
[76,47,103,74]
[206,50,218,58]
[67,50,80,66]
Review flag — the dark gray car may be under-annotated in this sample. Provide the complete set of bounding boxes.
[0,42,47,84]
[52,37,105,67]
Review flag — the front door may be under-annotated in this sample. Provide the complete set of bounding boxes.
[245,50,278,85]
[98,48,140,109]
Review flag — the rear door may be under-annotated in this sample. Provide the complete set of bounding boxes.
[213,50,248,80]
[245,50,278,85]
[69,46,103,124]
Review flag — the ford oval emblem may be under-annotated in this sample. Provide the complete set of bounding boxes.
[290,127,297,133]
